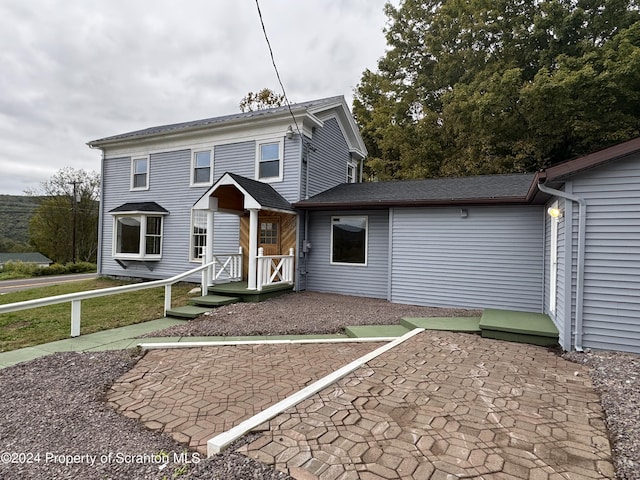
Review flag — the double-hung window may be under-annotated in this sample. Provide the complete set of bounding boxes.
[190,209,208,262]
[131,157,149,190]
[192,149,212,186]
[331,216,368,265]
[113,214,164,259]
[347,162,358,183]
[256,140,283,181]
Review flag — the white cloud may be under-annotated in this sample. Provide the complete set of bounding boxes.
[0,0,393,194]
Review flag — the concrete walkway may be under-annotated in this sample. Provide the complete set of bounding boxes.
[106,331,614,479]
[0,318,187,368]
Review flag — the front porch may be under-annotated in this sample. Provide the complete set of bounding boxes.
[193,172,298,295]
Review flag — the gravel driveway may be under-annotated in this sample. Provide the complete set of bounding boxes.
[0,292,638,479]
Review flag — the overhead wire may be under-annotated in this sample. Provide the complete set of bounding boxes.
[253,0,302,137]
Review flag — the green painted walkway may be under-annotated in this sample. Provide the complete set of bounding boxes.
[0,318,188,369]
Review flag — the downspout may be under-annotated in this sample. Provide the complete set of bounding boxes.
[537,180,587,352]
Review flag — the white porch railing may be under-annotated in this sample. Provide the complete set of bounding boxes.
[256,247,295,291]
[0,260,219,338]
[205,248,243,289]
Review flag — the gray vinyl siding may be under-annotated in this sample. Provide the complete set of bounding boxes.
[569,154,640,353]
[100,148,241,282]
[305,210,389,298]
[214,141,255,179]
[279,138,302,202]
[391,206,544,311]
[307,118,351,198]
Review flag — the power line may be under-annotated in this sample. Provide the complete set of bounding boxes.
[253,0,302,137]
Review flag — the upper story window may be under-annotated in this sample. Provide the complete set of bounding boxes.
[347,162,358,183]
[256,139,283,182]
[331,216,368,266]
[113,214,163,260]
[131,157,149,190]
[192,149,213,186]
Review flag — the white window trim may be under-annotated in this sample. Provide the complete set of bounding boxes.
[130,156,150,191]
[190,148,214,187]
[255,138,284,183]
[330,215,369,267]
[112,214,164,260]
[347,161,358,183]
[189,209,208,263]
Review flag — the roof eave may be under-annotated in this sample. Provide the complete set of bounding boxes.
[88,107,313,148]
[294,196,535,210]
[544,137,640,182]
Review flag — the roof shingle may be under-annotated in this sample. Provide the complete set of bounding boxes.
[295,173,538,209]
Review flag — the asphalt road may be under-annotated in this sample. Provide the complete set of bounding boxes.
[0,273,98,294]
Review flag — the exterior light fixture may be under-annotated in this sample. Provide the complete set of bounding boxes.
[547,207,563,218]
[460,208,468,218]
[286,125,294,139]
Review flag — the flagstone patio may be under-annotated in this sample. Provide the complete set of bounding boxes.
[107,332,615,479]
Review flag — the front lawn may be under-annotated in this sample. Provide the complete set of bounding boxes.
[0,278,194,352]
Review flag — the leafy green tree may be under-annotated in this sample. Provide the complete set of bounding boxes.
[354,0,640,179]
[239,88,286,112]
[27,167,100,263]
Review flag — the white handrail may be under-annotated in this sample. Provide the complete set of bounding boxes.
[0,260,218,337]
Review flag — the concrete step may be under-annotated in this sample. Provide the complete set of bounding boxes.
[479,309,559,347]
[165,306,212,320]
[190,295,239,307]
[401,317,482,333]
[344,325,410,338]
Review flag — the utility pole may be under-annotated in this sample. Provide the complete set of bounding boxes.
[69,181,80,263]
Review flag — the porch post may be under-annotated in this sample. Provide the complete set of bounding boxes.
[203,209,214,295]
[248,208,259,290]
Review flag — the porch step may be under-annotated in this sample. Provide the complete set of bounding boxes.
[479,309,559,347]
[165,306,213,320]
[401,317,482,333]
[345,325,411,338]
[190,295,239,307]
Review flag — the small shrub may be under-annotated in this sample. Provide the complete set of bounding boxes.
[1,261,38,276]
[34,263,67,276]
[66,262,97,274]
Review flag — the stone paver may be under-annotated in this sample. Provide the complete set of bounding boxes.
[106,342,383,454]
[243,332,614,479]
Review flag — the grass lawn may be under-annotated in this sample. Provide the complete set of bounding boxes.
[0,278,195,352]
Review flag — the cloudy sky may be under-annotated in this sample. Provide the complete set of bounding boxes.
[0,0,394,195]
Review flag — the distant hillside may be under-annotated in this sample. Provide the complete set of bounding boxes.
[0,195,43,247]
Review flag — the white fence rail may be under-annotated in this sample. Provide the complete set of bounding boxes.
[207,248,243,285]
[256,248,295,291]
[0,260,218,338]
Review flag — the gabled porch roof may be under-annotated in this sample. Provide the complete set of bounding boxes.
[193,172,294,214]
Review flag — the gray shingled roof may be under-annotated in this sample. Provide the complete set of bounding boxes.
[0,252,52,265]
[88,96,343,145]
[109,202,169,214]
[225,173,294,212]
[295,173,539,209]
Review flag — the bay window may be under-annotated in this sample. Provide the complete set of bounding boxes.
[114,214,164,259]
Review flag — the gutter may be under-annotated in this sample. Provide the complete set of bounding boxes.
[537,179,586,352]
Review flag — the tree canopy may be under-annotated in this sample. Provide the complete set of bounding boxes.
[28,167,100,263]
[239,88,286,112]
[354,0,640,180]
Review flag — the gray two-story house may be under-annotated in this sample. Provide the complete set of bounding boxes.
[88,96,366,292]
